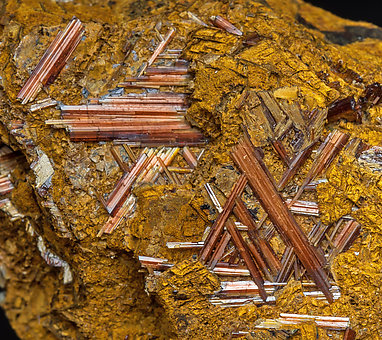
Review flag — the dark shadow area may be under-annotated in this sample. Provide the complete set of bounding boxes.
[0,141,28,340]
[0,307,19,340]
[323,25,382,45]
[300,1,382,45]
[305,0,382,27]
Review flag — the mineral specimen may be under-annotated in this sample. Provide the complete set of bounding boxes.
[1,0,382,339]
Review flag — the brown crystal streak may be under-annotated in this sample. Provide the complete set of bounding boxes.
[270,139,291,167]
[327,96,360,123]
[0,176,14,195]
[358,82,382,107]
[68,121,191,130]
[225,219,266,301]
[291,130,349,205]
[231,136,333,302]
[17,17,84,104]
[147,28,176,66]
[143,148,179,183]
[285,199,320,216]
[69,130,206,146]
[182,146,198,169]
[344,138,370,158]
[98,197,134,236]
[96,192,108,210]
[246,241,273,281]
[49,92,206,146]
[138,256,173,271]
[199,174,247,263]
[210,15,243,36]
[277,246,295,283]
[255,237,281,275]
[60,103,183,115]
[46,45,206,147]
[277,222,329,282]
[110,146,129,172]
[277,313,350,330]
[234,200,281,275]
[99,92,187,105]
[105,151,154,215]
[330,220,361,259]
[277,140,318,191]
[208,231,231,268]
[228,250,240,265]
[157,157,179,184]
[343,328,356,340]
[49,118,187,127]
[145,66,188,75]
[122,145,137,163]
[309,222,331,247]
[263,224,276,242]
[0,150,24,164]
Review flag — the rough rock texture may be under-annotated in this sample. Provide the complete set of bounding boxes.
[1,0,382,339]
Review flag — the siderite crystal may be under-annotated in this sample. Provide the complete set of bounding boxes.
[1,0,382,339]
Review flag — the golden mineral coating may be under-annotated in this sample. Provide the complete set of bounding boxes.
[1,0,382,339]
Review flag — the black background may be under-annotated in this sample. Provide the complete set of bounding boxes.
[0,307,18,339]
[305,0,382,27]
[0,1,381,340]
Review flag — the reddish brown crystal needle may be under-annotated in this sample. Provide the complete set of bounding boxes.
[343,328,356,340]
[182,146,198,169]
[234,200,281,276]
[232,136,333,302]
[226,219,267,301]
[199,174,247,263]
[17,17,84,104]
[290,130,349,205]
[147,28,176,66]
[47,92,206,146]
[208,231,231,268]
[210,15,243,36]
[98,196,135,236]
[0,176,14,195]
[105,150,155,215]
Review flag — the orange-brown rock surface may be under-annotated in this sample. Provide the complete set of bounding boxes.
[1,0,382,339]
